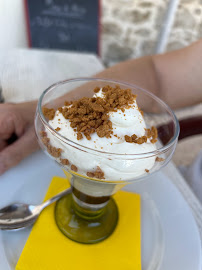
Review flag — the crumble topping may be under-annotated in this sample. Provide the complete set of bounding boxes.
[41,85,159,180]
[155,157,165,162]
[42,107,55,120]
[71,164,78,172]
[43,85,136,140]
[47,145,62,158]
[40,131,62,158]
[124,126,157,145]
[87,166,105,179]
[145,126,158,144]
[60,158,69,165]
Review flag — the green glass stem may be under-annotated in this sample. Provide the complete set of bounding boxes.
[55,192,118,244]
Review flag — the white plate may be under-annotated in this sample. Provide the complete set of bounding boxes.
[0,151,201,270]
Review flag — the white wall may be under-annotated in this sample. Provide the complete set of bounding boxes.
[0,0,28,49]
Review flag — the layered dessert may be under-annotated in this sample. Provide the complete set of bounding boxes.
[36,81,175,244]
[41,85,159,183]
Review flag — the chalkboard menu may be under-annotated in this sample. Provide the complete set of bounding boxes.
[25,0,100,54]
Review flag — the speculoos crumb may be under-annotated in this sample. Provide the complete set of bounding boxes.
[42,107,55,120]
[155,157,165,162]
[71,164,78,172]
[87,166,105,179]
[60,158,69,165]
[53,85,136,140]
[40,130,62,158]
[124,126,158,144]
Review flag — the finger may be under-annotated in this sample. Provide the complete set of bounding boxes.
[0,139,7,151]
[0,110,24,140]
[0,125,39,175]
[0,113,15,139]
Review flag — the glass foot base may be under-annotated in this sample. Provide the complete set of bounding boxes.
[55,193,118,244]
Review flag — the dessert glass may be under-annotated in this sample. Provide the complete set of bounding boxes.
[35,78,179,244]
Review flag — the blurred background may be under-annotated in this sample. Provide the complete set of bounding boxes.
[101,0,202,66]
[0,0,202,66]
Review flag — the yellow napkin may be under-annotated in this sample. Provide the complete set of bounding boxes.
[16,176,141,270]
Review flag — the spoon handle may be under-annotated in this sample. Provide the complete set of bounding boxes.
[41,188,72,210]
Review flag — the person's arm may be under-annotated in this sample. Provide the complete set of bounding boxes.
[95,39,202,109]
[1,39,202,175]
[153,40,202,108]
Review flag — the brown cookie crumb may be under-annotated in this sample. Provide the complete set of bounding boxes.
[96,121,113,138]
[40,129,62,158]
[145,169,149,173]
[55,127,61,132]
[40,131,47,137]
[86,166,105,179]
[94,166,105,179]
[151,138,157,144]
[47,145,62,158]
[138,107,144,116]
[42,137,50,147]
[145,126,158,143]
[136,136,147,144]
[131,134,137,141]
[42,107,55,120]
[125,134,147,144]
[40,131,50,146]
[58,85,136,140]
[86,172,95,178]
[121,108,125,113]
[64,101,72,106]
[94,87,100,93]
[155,157,165,162]
[77,132,83,140]
[125,135,133,143]
[125,126,158,145]
[60,158,69,165]
[71,164,78,172]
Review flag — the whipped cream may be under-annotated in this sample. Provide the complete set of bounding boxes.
[47,89,157,181]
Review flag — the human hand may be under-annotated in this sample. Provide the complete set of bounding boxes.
[0,101,39,175]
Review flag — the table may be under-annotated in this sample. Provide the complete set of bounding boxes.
[0,48,201,240]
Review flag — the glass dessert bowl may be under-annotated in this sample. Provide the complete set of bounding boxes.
[35,78,179,244]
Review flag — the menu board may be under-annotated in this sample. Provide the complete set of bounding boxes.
[24,0,100,54]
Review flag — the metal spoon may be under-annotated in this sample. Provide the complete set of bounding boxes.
[0,188,71,230]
